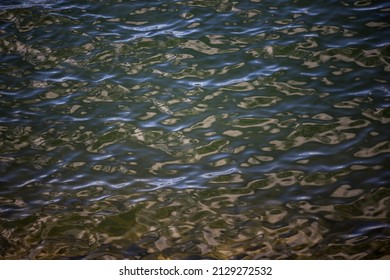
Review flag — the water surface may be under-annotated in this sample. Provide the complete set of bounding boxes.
[0,0,390,259]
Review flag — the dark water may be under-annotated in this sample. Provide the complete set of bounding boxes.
[1,0,390,259]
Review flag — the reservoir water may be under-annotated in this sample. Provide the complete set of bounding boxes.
[0,0,389,259]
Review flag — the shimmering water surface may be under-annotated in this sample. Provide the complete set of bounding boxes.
[1,0,390,259]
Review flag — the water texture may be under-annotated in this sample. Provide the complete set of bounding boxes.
[0,0,390,259]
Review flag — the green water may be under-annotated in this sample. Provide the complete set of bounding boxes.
[0,0,390,259]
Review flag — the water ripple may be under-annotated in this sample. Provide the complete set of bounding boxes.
[1,0,390,259]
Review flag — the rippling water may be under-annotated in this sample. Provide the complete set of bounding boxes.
[1,0,390,259]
